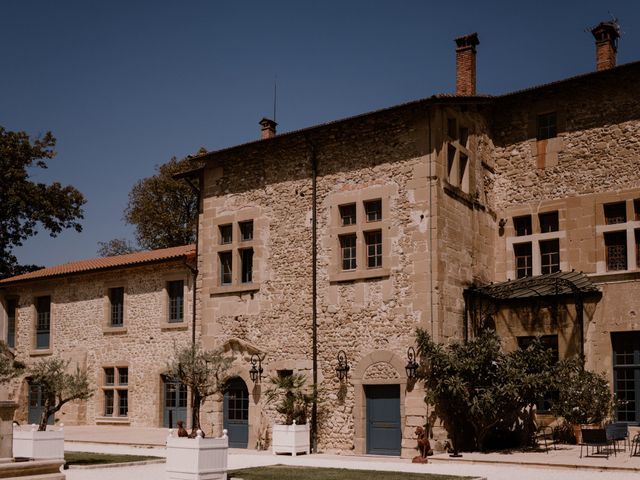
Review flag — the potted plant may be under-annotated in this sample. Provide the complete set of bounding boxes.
[164,343,232,480]
[550,357,613,444]
[265,372,312,456]
[13,356,91,460]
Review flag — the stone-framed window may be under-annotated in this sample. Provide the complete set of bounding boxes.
[539,211,559,233]
[605,231,627,271]
[514,215,532,236]
[445,116,473,194]
[109,287,124,327]
[635,199,640,221]
[536,112,557,140]
[514,242,533,278]
[102,366,128,418]
[329,186,392,283]
[103,283,128,334]
[161,274,189,330]
[210,209,262,295]
[611,332,640,422]
[636,230,640,269]
[167,280,184,323]
[604,202,627,225]
[540,239,560,274]
[35,296,51,350]
[5,297,17,348]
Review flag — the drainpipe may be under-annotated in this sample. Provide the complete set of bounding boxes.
[428,109,435,340]
[310,144,318,453]
[182,173,202,345]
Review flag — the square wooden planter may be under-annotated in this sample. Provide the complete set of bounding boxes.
[12,424,64,460]
[166,429,229,480]
[272,422,310,456]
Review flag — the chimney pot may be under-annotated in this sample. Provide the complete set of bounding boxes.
[455,32,480,96]
[590,21,620,71]
[259,117,277,140]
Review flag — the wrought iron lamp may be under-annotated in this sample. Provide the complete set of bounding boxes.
[405,347,419,379]
[335,350,350,380]
[249,354,263,383]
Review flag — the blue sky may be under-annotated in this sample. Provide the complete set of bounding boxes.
[3,0,640,267]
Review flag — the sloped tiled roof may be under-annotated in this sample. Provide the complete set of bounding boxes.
[0,244,195,286]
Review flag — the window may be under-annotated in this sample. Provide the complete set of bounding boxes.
[459,126,469,147]
[447,145,456,182]
[514,243,533,278]
[540,239,560,274]
[365,230,382,268]
[239,221,253,241]
[513,215,532,236]
[35,296,50,349]
[340,234,357,271]
[219,252,232,285]
[605,231,627,271]
[167,280,184,323]
[364,200,382,222]
[611,332,640,422]
[537,112,557,140]
[636,230,640,268]
[109,287,124,327]
[240,248,253,283]
[604,202,627,225]
[339,204,356,226]
[459,153,468,188]
[219,224,232,244]
[635,199,640,221]
[6,298,16,348]
[103,366,128,418]
[539,211,559,233]
[447,118,457,138]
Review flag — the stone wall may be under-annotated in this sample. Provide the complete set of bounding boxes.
[1,261,193,428]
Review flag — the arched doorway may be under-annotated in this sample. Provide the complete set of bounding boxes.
[162,376,187,428]
[223,377,249,448]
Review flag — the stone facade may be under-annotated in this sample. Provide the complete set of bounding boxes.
[0,252,194,429]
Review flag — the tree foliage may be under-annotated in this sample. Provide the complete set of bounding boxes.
[96,238,139,257]
[166,343,232,436]
[124,155,201,251]
[264,373,313,425]
[0,127,85,278]
[0,340,25,384]
[28,357,92,431]
[416,328,557,451]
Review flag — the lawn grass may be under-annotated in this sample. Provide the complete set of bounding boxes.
[228,465,471,480]
[64,451,160,467]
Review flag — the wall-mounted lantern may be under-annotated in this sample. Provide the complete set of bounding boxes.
[405,347,419,380]
[335,350,350,380]
[249,354,263,383]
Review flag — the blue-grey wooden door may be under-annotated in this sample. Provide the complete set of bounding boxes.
[28,383,53,426]
[365,384,401,455]
[163,378,187,428]
[223,377,249,448]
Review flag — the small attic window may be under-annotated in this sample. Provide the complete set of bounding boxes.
[537,112,557,140]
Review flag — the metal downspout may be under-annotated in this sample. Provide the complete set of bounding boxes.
[310,144,318,453]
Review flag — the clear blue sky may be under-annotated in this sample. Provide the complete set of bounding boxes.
[3,0,640,268]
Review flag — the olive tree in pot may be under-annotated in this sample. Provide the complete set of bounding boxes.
[13,356,91,460]
[265,373,313,456]
[165,343,233,480]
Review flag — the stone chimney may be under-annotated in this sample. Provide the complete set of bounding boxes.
[455,32,480,96]
[259,118,277,140]
[591,21,620,71]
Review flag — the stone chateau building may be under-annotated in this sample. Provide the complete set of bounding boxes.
[1,21,639,457]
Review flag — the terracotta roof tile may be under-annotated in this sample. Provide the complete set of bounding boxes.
[0,244,195,285]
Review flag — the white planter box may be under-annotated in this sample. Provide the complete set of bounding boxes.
[272,422,310,456]
[12,424,64,460]
[166,429,228,480]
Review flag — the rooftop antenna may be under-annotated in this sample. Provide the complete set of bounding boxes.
[273,74,277,123]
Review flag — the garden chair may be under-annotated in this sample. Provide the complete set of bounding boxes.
[536,425,556,453]
[580,428,615,459]
[631,432,640,457]
[605,422,629,453]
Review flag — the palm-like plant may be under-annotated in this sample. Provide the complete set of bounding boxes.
[264,373,312,425]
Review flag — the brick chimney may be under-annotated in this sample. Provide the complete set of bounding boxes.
[259,117,277,139]
[455,32,480,96]
[591,21,620,71]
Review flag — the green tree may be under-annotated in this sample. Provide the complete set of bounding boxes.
[0,340,25,384]
[28,357,92,431]
[166,343,232,436]
[0,127,85,278]
[415,329,557,451]
[96,238,139,257]
[126,155,201,251]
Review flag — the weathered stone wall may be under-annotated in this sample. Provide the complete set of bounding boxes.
[1,261,193,428]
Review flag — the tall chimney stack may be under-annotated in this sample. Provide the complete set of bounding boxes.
[591,21,620,71]
[259,117,277,140]
[455,32,480,96]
